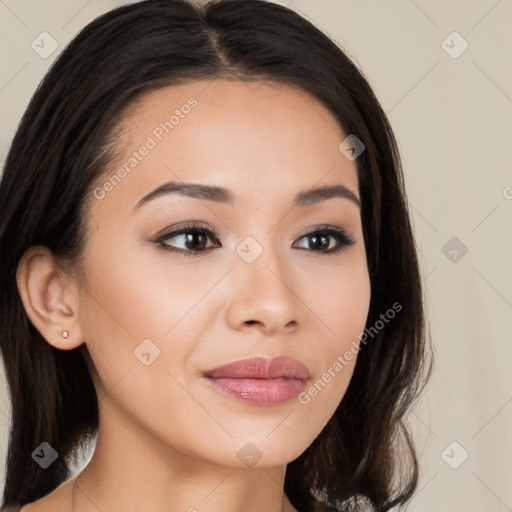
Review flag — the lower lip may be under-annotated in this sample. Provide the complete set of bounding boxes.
[205,377,307,406]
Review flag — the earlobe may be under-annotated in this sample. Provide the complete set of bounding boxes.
[16,245,84,350]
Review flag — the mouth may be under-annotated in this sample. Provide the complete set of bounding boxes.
[202,356,310,406]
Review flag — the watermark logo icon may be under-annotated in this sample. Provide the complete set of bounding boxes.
[31,32,58,59]
[32,442,58,469]
[237,442,263,468]
[442,236,468,263]
[134,338,161,366]
[441,31,469,59]
[441,441,469,469]
[338,134,365,161]
[236,236,263,264]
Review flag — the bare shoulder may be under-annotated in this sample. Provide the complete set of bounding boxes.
[19,478,74,512]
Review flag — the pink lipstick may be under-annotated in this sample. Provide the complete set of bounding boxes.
[203,356,310,406]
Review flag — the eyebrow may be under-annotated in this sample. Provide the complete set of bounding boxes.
[132,181,361,211]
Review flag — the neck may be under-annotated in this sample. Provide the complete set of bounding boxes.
[67,395,296,512]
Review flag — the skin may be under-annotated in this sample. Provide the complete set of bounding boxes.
[16,79,371,512]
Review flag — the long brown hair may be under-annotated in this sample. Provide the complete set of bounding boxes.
[0,0,432,510]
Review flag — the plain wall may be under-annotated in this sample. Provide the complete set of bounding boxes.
[1,1,511,511]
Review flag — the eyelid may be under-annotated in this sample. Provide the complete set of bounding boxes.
[152,220,215,241]
[296,223,350,238]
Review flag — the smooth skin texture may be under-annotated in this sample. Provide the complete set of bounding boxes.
[16,79,371,512]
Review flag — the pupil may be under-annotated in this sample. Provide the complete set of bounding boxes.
[311,234,329,250]
[186,232,206,250]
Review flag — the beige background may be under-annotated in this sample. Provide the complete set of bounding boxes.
[1,1,511,510]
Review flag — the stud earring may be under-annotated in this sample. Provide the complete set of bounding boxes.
[61,330,70,338]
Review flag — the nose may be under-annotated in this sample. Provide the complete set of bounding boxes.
[226,248,300,336]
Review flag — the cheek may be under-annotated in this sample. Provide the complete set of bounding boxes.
[76,232,210,397]
[78,226,214,342]
[297,253,371,417]
[75,242,209,448]
[312,248,371,353]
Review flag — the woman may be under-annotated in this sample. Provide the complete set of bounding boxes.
[0,0,432,511]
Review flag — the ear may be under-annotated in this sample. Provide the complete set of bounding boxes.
[16,245,84,351]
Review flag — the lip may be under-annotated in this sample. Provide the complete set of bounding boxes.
[203,356,310,406]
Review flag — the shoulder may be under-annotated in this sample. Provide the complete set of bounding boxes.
[3,498,63,512]
[3,477,74,512]
[0,505,28,512]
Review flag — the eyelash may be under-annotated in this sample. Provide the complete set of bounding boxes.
[155,223,355,258]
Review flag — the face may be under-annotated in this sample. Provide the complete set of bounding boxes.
[75,79,371,469]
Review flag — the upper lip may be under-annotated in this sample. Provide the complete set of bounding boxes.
[203,356,310,380]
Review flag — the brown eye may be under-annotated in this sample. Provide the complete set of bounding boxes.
[293,226,355,255]
[155,223,354,258]
[156,225,221,257]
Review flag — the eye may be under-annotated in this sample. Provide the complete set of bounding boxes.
[155,224,221,257]
[293,225,355,255]
[154,223,354,258]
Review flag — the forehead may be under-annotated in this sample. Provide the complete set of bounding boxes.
[91,79,359,215]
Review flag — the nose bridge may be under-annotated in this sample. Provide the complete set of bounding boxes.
[239,236,292,296]
[228,234,299,332]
